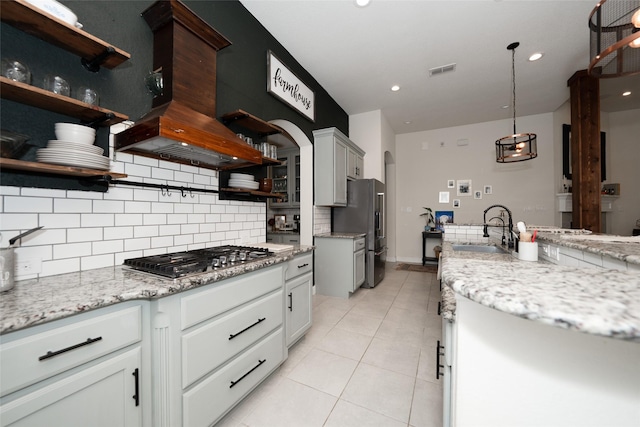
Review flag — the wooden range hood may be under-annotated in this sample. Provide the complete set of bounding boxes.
[115,0,262,170]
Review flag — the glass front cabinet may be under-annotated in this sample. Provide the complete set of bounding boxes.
[269,149,300,208]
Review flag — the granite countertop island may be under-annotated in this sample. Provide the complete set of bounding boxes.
[0,245,314,335]
[440,234,640,342]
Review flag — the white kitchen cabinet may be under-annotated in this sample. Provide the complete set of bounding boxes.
[315,236,365,298]
[284,252,313,346]
[149,264,286,427]
[269,149,300,208]
[452,295,640,427]
[314,128,365,207]
[347,146,364,180]
[0,303,144,427]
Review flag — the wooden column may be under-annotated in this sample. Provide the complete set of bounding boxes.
[567,70,601,232]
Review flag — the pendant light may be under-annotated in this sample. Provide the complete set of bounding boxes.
[495,42,537,163]
[588,0,640,78]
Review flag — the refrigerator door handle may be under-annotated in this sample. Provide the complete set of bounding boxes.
[374,246,387,256]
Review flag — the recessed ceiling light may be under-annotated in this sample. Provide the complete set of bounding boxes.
[501,105,510,109]
[622,91,631,96]
[528,52,544,61]
[404,121,412,125]
[355,0,370,7]
[391,85,400,92]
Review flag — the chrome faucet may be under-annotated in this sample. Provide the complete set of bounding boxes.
[483,204,514,248]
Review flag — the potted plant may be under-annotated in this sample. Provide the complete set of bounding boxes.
[420,207,435,231]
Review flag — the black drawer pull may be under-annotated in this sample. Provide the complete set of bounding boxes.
[230,359,266,388]
[438,301,442,316]
[229,318,266,340]
[288,292,293,311]
[132,368,140,406]
[297,263,309,269]
[39,336,103,361]
[435,340,445,380]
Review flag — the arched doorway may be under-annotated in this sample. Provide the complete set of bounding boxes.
[268,120,313,246]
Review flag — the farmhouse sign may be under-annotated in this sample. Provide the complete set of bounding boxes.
[267,50,315,121]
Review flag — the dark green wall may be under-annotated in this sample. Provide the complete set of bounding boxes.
[0,0,348,190]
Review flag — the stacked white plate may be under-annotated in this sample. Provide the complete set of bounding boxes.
[228,173,259,190]
[37,140,110,170]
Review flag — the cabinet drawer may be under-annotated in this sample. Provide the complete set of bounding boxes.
[0,305,141,397]
[183,328,284,427]
[181,265,283,330]
[285,252,313,281]
[354,238,366,252]
[182,290,283,388]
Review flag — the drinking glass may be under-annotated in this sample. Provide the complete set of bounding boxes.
[2,59,31,84]
[44,75,70,96]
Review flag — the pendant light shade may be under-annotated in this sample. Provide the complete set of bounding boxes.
[588,0,640,78]
[495,42,537,163]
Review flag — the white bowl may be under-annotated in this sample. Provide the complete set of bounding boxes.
[55,130,95,144]
[55,123,95,134]
[24,0,78,26]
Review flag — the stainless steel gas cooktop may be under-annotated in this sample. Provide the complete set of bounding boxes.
[123,245,274,278]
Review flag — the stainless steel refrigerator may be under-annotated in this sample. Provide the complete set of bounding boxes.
[333,179,386,287]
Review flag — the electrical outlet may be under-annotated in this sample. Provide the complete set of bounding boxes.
[16,258,42,274]
[541,244,550,256]
[549,246,559,261]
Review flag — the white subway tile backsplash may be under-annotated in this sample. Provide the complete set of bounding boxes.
[220,213,235,223]
[174,203,194,214]
[22,187,66,198]
[216,222,230,232]
[143,214,167,225]
[174,234,193,246]
[151,236,174,248]
[193,204,210,214]
[54,198,91,213]
[152,202,174,214]
[125,163,152,178]
[124,238,151,251]
[6,196,53,213]
[167,213,188,224]
[133,155,159,167]
[82,254,114,270]
[81,214,115,227]
[180,224,199,235]
[93,200,125,213]
[25,229,66,246]
[68,227,103,243]
[134,225,160,238]
[42,258,80,277]
[104,226,133,240]
[1,213,39,230]
[0,186,20,195]
[133,188,159,202]
[54,242,92,259]
[187,214,205,224]
[92,239,124,255]
[124,201,152,214]
[115,213,143,226]
[104,186,134,201]
[159,224,181,236]
[66,190,100,200]
[174,171,193,183]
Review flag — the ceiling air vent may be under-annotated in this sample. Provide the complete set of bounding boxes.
[428,63,457,77]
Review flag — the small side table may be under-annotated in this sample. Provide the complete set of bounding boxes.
[422,230,443,265]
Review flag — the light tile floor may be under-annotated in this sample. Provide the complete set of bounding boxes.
[218,263,443,427]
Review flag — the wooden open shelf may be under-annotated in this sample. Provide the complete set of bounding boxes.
[0,158,126,178]
[0,0,130,70]
[1,77,128,126]
[220,187,285,199]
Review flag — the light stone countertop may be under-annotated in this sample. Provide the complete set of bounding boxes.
[439,239,640,341]
[0,246,314,335]
[314,232,366,239]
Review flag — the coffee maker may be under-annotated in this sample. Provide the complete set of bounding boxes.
[293,214,300,232]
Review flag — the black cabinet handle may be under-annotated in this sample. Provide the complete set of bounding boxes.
[438,301,442,316]
[230,359,266,388]
[132,368,140,406]
[297,263,309,269]
[229,318,266,340]
[39,336,103,361]
[436,340,445,380]
[288,293,293,312]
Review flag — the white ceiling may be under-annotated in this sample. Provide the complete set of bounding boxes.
[240,0,640,135]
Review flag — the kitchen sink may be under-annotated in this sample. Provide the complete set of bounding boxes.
[452,244,507,254]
